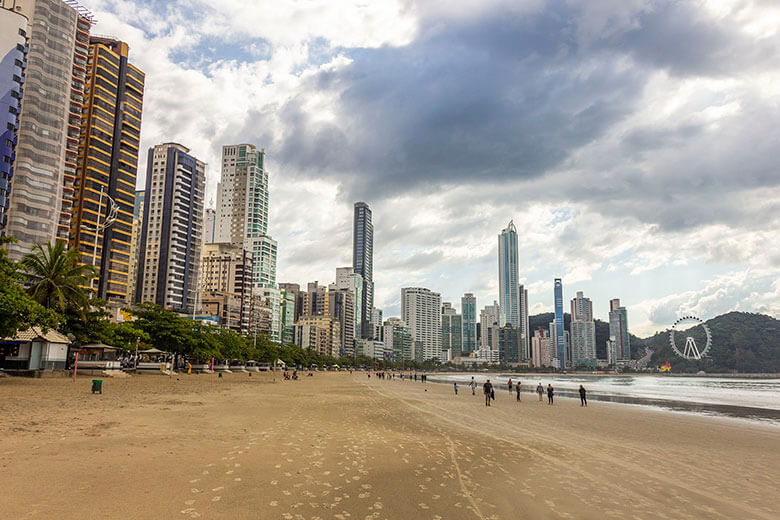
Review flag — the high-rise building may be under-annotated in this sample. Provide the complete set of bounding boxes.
[518,284,530,360]
[353,202,373,338]
[401,287,441,361]
[258,285,280,341]
[570,291,597,367]
[199,243,253,333]
[278,282,302,323]
[214,144,277,290]
[440,302,463,359]
[294,314,340,357]
[461,293,477,354]
[69,36,144,302]
[203,207,216,244]
[383,317,412,363]
[327,284,356,357]
[609,298,631,361]
[498,220,520,328]
[479,301,500,348]
[3,0,92,260]
[0,4,28,231]
[279,288,296,344]
[126,190,144,303]
[371,307,383,342]
[531,327,552,368]
[498,324,519,364]
[334,267,363,342]
[553,278,565,368]
[304,281,327,316]
[135,143,205,314]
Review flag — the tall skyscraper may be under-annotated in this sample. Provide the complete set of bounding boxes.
[518,284,530,360]
[214,144,277,289]
[69,37,144,302]
[0,4,27,230]
[609,298,631,361]
[479,301,500,348]
[279,288,296,344]
[553,278,565,368]
[304,281,327,316]
[401,287,441,361]
[135,143,205,314]
[570,291,597,367]
[440,302,462,359]
[3,0,92,260]
[353,202,373,338]
[461,293,477,354]
[498,220,520,328]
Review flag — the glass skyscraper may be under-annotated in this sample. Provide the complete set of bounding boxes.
[554,278,565,368]
[353,202,373,338]
[498,220,520,328]
[461,293,477,353]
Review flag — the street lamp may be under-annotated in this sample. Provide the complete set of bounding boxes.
[80,185,118,291]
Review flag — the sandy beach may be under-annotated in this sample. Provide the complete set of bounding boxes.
[1,372,778,520]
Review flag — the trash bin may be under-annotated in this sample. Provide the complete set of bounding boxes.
[91,379,103,394]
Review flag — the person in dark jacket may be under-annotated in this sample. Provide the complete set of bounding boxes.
[579,384,587,406]
[547,384,554,405]
[515,380,521,401]
[483,379,494,406]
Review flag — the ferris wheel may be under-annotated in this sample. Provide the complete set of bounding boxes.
[669,316,712,360]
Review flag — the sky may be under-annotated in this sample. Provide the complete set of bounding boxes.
[85,0,779,337]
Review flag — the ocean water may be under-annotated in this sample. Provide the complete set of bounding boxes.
[429,374,780,423]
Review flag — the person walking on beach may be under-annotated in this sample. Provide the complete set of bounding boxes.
[515,380,521,401]
[483,379,493,406]
[536,382,544,401]
[579,384,587,406]
[453,382,459,395]
[547,384,554,405]
[470,377,476,395]
[508,378,513,393]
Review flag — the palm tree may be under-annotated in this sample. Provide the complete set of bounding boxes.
[20,241,96,313]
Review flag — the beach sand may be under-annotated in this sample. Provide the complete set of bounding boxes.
[1,372,778,519]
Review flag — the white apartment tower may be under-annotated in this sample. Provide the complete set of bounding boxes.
[570,291,597,367]
[215,144,277,290]
[401,287,442,361]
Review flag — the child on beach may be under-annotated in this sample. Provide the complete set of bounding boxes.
[453,383,458,395]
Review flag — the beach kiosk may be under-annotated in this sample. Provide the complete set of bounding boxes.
[137,348,171,372]
[0,327,71,373]
[70,344,122,372]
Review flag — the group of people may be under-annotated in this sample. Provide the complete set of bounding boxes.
[457,377,588,407]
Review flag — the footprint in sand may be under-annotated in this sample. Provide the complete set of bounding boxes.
[189,479,199,483]
[211,496,221,502]
[269,501,278,507]
[180,508,201,518]
[418,503,430,510]
[234,477,241,482]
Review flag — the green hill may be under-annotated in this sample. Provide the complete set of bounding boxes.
[645,312,779,373]
[528,311,778,373]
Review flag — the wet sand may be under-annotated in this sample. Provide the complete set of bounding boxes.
[1,372,778,519]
